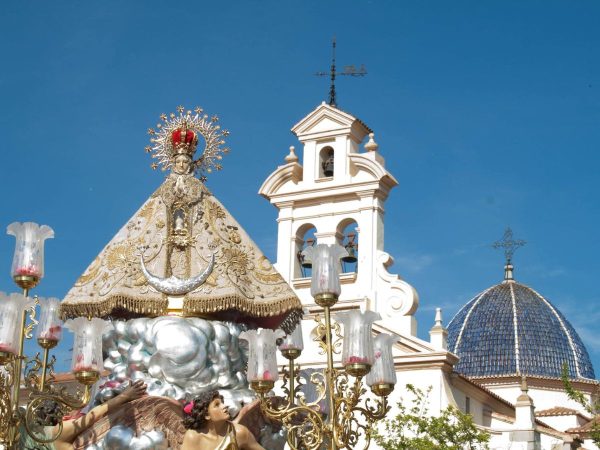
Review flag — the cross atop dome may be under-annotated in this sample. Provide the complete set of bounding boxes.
[493,227,526,281]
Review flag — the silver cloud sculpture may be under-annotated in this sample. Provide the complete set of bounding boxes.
[94,317,284,449]
[140,253,214,295]
[100,317,254,413]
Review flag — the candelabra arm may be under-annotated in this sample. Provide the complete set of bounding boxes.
[297,370,327,410]
[10,288,30,424]
[22,383,93,445]
[39,348,50,391]
[288,358,295,409]
[258,391,326,450]
[323,304,338,449]
[332,378,391,450]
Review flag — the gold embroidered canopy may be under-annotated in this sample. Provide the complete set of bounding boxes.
[60,106,302,333]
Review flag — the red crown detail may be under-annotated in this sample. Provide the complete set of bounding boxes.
[171,127,198,156]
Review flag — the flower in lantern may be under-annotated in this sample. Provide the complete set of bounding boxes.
[0,292,36,355]
[65,317,109,375]
[7,222,54,282]
[37,297,63,343]
[239,328,284,383]
[302,243,348,298]
[335,310,381,370]
[366,333,398,387]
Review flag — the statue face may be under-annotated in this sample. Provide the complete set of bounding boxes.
[173,155,192,175]
[205,397,230,423]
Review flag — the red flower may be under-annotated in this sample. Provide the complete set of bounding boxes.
[262,370,273,381]
[345,356,368,364]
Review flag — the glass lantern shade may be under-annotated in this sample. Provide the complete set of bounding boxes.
[335,310,381,371]
[302,243,348,298]
[0,292,35,356]
[240,328,284,383]
[366,333,397,387]
[279,322,304,354]
[66,317,107,375]
[36,297,63,344]
[7,222,54,282]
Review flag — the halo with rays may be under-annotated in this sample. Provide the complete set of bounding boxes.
[145,105,230,179]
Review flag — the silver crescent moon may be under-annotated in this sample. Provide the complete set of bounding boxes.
[140,253,215,295]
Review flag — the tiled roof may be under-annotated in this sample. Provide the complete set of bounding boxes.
[447,281,595,380]
[536,406,587,418]
[566,416,600,435]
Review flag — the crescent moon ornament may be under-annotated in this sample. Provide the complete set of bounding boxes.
[140,253,215,295]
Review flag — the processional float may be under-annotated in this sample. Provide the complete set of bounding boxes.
[0,105,395,449]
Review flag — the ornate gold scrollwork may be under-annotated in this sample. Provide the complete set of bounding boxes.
[259,306,391,450]
[0,292,93,449]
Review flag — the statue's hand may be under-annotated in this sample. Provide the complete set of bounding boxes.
[119,380,147,402]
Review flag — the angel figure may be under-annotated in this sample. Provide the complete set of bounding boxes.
[182,390,265,450]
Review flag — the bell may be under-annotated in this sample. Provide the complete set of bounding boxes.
[298,251,312,269]
[341,244,357,264]
[322,154,334,177]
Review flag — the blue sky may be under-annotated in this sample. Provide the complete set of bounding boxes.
[1,1,598,374]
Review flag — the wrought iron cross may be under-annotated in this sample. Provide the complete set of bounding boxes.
[315,37,367,107]
[492,227,526,264]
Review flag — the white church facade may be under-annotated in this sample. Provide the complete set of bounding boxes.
[260,102,599,450]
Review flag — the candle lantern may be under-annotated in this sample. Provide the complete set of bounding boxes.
[66,317,107,385]
[7,222,54,289]
[335,310,381,377]
[240,328,285,393]
[0,292,35,363]
[36,297,63,349]
[279,322,304,360]
[302,243,347,306]
[366,333,397,396]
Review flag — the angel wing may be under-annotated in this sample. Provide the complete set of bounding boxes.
[72,396,186,450]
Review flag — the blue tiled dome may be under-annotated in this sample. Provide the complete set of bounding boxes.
[447,279,595,380]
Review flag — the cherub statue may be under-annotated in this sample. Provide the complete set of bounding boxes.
[181,390,264,450]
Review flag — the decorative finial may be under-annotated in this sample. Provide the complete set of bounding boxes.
[364,132,379,152]
[520,375,528,393]
[434,307,443,327]
[315,38,367,108]
[493,227,526,281]
[145,106,229,180]
[285,146,298,163]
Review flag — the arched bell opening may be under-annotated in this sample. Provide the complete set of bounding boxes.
[319,146,335,179]
[337,219,358,274]
[295,224,317,278]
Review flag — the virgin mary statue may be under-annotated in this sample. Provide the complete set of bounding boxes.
[60,106,301,332]
[56,106,299,449]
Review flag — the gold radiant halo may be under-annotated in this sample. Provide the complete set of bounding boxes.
[146,106,229,178]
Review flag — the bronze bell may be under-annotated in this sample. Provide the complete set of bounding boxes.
[298,238,315,268]
[322,152,334,177]
[342,233,358,264]
[298,251,312,269]
[342,243,358,264]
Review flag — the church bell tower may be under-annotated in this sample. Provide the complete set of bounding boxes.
[260,102,419,336]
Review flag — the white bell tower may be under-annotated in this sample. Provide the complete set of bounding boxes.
[260,102,419,336]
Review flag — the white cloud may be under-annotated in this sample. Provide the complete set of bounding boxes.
[393,253,435,273]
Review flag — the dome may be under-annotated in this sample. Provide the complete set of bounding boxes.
[447,277,595,380]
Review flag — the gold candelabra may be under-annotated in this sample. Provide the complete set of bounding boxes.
[0,222,97,449]
[244,244,397,450]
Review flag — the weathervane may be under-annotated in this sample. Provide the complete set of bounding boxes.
[315,37,367,107]
[493,228,526,281]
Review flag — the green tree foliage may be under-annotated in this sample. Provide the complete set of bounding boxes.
[373,384,490,450]
[561,364,600,446]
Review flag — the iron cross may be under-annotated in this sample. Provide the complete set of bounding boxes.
[493,227,526,264]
